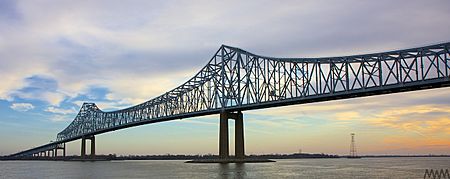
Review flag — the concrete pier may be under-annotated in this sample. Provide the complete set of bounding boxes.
[219,112,229,159]
[81,135,95,159]
[90,136,95,157]
[219,111,245,159]
[81,136,86,158]
[189,111,269,163]
[234,112,244,159]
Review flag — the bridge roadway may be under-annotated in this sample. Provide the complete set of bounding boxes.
[8,42,450,160]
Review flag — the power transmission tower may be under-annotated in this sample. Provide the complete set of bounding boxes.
[350,133,358,158]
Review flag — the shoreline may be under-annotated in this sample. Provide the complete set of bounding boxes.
[1,154,449,161]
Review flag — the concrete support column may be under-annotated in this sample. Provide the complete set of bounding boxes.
[54,148,57,157]
[219,112,229,159]
[235,111,245,159]
[81,136,86,158]
[81,135,95,159]
[63,143,66,157]
[219,111,245,159]
[90,136,95,158]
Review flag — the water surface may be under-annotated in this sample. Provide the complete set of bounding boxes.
[0,157,448,178]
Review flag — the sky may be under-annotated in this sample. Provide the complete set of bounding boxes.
[0,0,450,156]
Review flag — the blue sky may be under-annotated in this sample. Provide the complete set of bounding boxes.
[1,0,450,156]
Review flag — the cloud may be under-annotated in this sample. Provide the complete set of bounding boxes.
[41,92,66,106]
[10,103,34,112]
[49,114,73,122]
[44,106,77,115]
[334,111,361,121]
[368,105,450,135]
[1,0,449,112]
[7,75,68,106]
[375,136,450,154]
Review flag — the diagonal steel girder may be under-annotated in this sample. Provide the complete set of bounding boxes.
[10,42,450,157]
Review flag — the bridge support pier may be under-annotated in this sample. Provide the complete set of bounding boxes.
[81,135,95,159]
[63,143,66,157]
[235,112,245,159]
[219,111,245,159]
[53,143,65,158]
[219,112,229,159]
[81,137,85,158]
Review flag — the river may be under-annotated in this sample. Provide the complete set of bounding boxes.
[0,157,449,178]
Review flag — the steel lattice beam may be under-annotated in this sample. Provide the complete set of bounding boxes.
[10,42,450,157]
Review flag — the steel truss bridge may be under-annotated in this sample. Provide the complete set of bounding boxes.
[8,42,450,159]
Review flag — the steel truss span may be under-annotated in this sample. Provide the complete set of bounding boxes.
[10,42,450,157]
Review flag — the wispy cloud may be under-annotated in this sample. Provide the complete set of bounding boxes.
[44,106,77,115]
[368,105,450,135]
[8,75,68,106]
[1,0,449,111]
[374,136,450,154]
[334,111,361,121]
[49,114,73,122]
[10,103,34,112]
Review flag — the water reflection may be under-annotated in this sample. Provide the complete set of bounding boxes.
[218,163,247,179]
[1,158,446,178]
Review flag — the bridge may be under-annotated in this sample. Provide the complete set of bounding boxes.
[8,42,450,160]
